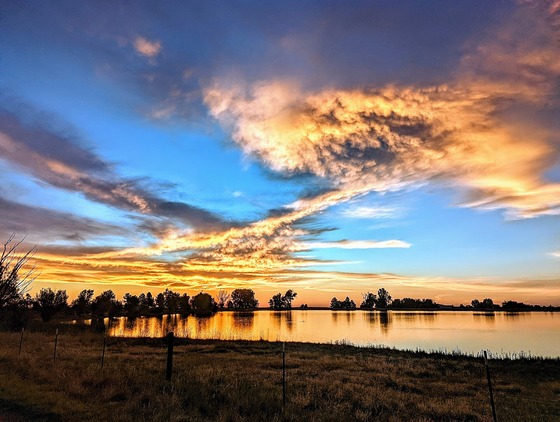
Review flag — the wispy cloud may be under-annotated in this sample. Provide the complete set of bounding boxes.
[0,196,125,243]
[0,102,228,233]
[303,240,411,249]
[341,205,399,219]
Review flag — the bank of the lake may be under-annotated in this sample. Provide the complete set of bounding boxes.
[0,326,559,422]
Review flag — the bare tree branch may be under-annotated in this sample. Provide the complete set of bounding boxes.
[0,234,39,308]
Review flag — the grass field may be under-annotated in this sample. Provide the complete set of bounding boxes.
[0,325,559,421]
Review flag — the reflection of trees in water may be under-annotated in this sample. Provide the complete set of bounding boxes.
[125,316,136,331]
[195,314,212,337]
[362,311,392,335]
[232,312,255,331]
[331,311,355,326]
[379,311,391,334]
[391,312,437,322]
[504,311,527,319]
[272,311,295,333]
[172,315,190,337]
[331,311,339,323]
[473,311,496,325]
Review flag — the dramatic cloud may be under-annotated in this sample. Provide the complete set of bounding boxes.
[1,1,559,305]
[204,76,560,220]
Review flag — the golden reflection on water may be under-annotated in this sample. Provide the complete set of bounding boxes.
[105,310,559,357]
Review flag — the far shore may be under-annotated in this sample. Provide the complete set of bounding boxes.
[215,307,560,312]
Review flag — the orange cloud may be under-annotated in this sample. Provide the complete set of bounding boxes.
[204,78,559,219]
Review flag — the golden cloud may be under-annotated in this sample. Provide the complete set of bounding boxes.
[204,79,559,220]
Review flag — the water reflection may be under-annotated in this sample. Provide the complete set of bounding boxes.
[362,311,393,335]
[102,310,560,358]
[503,311,528,320]
[379,311,391,334]
[232,312,255,330]
[330,310,356,326]
[473,312,496,326]
[271,311,295,333]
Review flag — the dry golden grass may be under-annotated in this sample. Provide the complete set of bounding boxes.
[0,325,559,421]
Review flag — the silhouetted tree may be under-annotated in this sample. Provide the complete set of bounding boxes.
[376,288,392,309]
[471,298,496,310]
[330,297,341,309]
[163,288,181,313]
[342,297,356,309]
[268,289,297,310]
[123,293,140,317]
[138,292,156,314]
[178,293,191,315]
[227,289,259,310]
[92,290,119,317]
[33,288,68,322]
[482,298,495,309]
[155,292,165,314]
[71,289,94,317]
[330,296,356,309]
[2,293,33,330]
[269,293,283,309]
[217,290,230,309]
[145,292,155,308]
[0,235,37,309]
[191,292,217,316]
[502,300,534,311]
[390,298,438,309]
[283,289,297,309]
[360,292,377,309]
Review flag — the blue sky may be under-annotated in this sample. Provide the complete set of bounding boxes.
[1,0,559,305]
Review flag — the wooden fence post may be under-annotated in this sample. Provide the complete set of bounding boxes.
[483,351,498,422]
[53,328,59,362]
[18,327,24,355]
[166,332,174,381]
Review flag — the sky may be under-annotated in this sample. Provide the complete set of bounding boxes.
[1,0,559,306]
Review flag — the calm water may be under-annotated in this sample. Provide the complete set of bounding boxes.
[105,310,559,358]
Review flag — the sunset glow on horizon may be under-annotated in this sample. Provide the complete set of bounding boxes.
[1,1,559,306]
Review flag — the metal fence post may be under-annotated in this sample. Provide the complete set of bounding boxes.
[483,351,498,422]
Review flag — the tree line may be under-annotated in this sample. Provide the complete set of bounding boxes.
[330,289,558,312]
[1,236,558,330]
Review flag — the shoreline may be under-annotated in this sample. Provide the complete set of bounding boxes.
[28,320,560,361]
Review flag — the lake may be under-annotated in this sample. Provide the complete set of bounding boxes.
[105,310,559,358]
